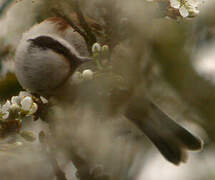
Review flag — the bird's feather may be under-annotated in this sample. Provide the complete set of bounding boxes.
[125,96,203,165]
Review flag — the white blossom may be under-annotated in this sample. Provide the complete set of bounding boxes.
[189,7,200,16]
[2,111,9,120]
[170,0,180,9]
[21,96,33,111]
[10,103,20,111]
[18,91,32,99]
[40,96,48,104]
[2,100,11,112]
[0,91,39,122]
[82,69,94,80]
[187,0,201,7]
[19,93,38,115]
[11,96,21,106]
[28,103,38,115]
[179,6,189,17]
[169,0,205,18]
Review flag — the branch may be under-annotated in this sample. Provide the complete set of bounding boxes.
[51,8,87,41]
[74,0,97,47]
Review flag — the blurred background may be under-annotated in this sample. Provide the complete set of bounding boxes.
[0,0,215,179]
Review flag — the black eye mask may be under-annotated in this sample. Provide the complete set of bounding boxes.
[28,35,81,67]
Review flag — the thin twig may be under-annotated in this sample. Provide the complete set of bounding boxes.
[74,0,97,47]
[51,8,88,42]
[95,0,122,49]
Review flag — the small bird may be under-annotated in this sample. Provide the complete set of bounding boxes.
[15,17,91,96]
[14,16,203,167]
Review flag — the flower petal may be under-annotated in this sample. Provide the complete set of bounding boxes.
[19,91,32,99]
[40,96,48,104]
[170,0,180,9]
[21,97,33,111]
[179,6,189,17]
[28,103,38,115]
[11,96,21,106]
[2,111,9,120]
[2,100,11,112]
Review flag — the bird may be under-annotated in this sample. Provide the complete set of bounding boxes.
[14,16,203,167]
[15,17,92,96]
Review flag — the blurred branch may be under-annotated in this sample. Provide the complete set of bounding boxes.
[74,0,97,48]
[52,0,97,53]
[51,8,87,41]
[95,0,125,49]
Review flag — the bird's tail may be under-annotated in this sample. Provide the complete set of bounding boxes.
[125,97,203,165]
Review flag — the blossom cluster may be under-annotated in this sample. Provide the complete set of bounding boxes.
[0,91,48,140]
[0,91,47,122]
[71,43,110,84]
[92,42,109,55]
[169,0,205,18]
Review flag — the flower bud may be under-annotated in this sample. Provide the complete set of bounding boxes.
[101,45,109,57]
[82,69,94,80]
[10,104,20,111]
[72,71,83,83]
[92,42,101,53]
